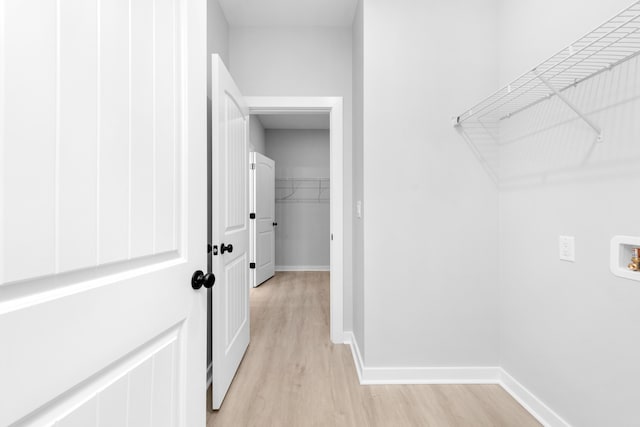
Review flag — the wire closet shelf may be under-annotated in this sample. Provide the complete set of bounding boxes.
[453,1,640,142]
[275,178,330,203]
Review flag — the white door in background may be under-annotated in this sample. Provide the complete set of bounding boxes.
[0,0,207,425]
[250,152,276,287]
[210,55,250,409]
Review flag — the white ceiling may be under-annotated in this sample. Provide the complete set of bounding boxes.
[255,113,330,130]
[218,0,358,27]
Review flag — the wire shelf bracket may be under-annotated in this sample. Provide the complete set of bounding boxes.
[533,68,603,143]
[453,1,640,145]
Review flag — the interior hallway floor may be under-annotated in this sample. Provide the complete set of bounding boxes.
[206,271,540,427]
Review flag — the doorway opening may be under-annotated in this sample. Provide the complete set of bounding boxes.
[250,113,330,286]
[246,97,344,344]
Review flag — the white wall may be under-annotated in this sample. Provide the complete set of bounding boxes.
[352,0,365,354]
[498,1,640,425]
[207,0,229,67]
[249,115,266,154]
[361,0,500,366]
[266,130,330,268]
[229,26,354,328]
[207,0,229,118]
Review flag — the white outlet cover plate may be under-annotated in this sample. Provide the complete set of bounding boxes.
[559,235,575,262]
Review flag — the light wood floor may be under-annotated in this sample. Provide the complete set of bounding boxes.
[206,272,540,427]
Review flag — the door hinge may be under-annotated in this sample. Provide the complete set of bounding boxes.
[249,262,256,269]
[250,212,256,219]
[250,163,256,170]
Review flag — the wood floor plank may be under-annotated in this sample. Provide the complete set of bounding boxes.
[207,272,540,427]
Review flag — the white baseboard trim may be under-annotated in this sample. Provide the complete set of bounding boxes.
[342,332,568,427]
[344,332,364,383]
[499,369,570,427]
[332,330,347,345]
[275,265,330,272]
[206,362,212,389]
[361,366,500,385]
[343,332,499,385]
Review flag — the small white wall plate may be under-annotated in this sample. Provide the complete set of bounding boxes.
[610,236,640,282]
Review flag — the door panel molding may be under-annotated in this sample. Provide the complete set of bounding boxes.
[224,253,248,352]
[0,251,182,305]
[2,0,182,284]
[0,254,182,314]
[13,324,181,426]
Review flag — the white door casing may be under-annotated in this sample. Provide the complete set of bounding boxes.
[210,55,250,410]
[244,97,344,344]
[0,0,207,425]
[250,152,276,287]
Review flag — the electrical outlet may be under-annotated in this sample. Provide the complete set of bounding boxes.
[559,236,575,262]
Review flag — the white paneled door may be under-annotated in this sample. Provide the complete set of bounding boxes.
[250,152,276,287]
[210,55,250,410]
[0,0,207,425]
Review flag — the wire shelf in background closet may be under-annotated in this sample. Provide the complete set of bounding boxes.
[275,178,330,203]
[453,1,640,182]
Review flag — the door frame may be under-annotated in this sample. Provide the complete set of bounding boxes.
[245,96,344,344]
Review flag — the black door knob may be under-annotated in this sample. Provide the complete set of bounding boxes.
[273,222,278,227]
[191,270,216,290]
[221,243,233,254]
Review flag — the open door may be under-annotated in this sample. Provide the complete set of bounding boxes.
[210,55,251,409]
[0,0,207,425]
[250,152,276,287]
